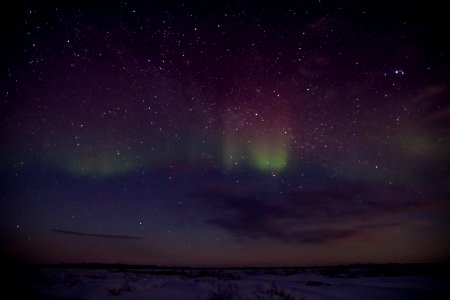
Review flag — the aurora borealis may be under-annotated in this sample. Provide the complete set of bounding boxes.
[1,1,449,266]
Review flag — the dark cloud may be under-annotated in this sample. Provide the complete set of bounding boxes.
[51,229,143,240]
[208,216,359,244]
[190,181,443,244]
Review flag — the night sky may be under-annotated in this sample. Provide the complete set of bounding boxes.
[1,0,449,267]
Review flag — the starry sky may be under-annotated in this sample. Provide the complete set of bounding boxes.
[1,0,449,267]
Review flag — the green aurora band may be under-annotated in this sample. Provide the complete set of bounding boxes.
[250,142,288,172]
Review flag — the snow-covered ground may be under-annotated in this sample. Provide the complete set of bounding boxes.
[13,265,450,299]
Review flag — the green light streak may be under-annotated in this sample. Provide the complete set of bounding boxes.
[65,152,137,177]
[251,146,288,172]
